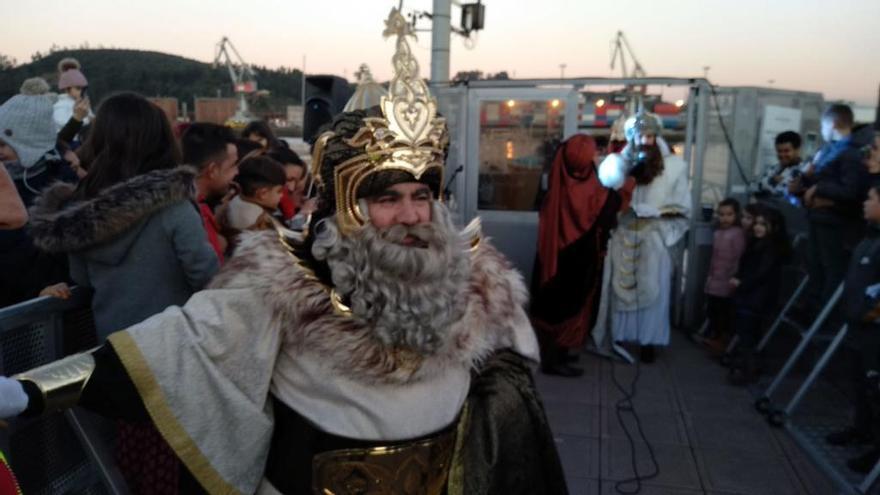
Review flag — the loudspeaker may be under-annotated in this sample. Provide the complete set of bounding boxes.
[303,75,353,143]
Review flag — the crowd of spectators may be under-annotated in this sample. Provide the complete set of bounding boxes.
[0,64,315,491]
[697,104,880,472]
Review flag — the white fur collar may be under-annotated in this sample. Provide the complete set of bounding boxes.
[209,227,537,385]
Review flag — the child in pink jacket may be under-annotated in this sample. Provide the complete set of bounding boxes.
[703,198,747,352]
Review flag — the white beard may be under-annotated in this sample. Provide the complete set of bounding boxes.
[311,203,471,354]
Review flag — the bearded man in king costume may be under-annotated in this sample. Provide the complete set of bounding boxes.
[0,9,567,495]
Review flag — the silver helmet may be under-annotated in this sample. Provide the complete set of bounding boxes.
[623,110,663,144]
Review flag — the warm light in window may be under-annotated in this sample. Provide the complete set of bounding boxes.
[596,99,606,108]
[506,140,514,160]
[675,99,685,108]
[506,99,516,108]
[550,99,560,108]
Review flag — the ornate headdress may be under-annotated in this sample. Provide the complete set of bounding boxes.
[310,8,448,236]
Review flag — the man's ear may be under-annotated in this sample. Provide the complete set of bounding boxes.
[203,161,219,178]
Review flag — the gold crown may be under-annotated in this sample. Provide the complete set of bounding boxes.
[311,7,448,236]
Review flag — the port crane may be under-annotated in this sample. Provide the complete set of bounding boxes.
[213,36,258,124]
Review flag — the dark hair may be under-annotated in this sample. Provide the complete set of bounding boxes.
[755,206,791,257]
[236,155,286,196]
[719,197,740,213]
[235,138,263,162]
[774,131,802,149]
[77,92,180,199]
[718,197,741,221]
[824,104,854,129]
[743,203,764,217]
[267,146,305,168]
[181,123,237,170]
[242,120,277,147]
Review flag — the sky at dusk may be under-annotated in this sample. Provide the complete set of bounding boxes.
[4,0,879,105]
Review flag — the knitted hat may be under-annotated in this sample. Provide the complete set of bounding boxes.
[0,78,58,168]
[57,58,88,90]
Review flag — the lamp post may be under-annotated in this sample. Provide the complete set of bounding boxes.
[559,63,567,80]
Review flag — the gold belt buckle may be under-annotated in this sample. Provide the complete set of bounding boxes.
[311,427,456,495]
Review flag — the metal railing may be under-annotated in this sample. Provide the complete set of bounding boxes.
[0,288,127,494]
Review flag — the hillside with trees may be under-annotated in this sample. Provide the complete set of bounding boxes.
[0,48,305,114]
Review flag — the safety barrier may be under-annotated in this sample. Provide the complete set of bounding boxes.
[747,280,880,494]
[0,288,127,494]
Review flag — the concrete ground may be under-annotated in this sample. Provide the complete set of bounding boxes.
[535,332,843,495]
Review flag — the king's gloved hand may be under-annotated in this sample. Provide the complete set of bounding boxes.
[0,377,28,418]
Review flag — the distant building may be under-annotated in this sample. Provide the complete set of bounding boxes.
[195,98,238,125]
[148,97,179,122]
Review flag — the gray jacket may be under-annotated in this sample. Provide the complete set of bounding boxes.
[29,166,219,340]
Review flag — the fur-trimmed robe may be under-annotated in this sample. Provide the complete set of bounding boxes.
[93,224,563,494]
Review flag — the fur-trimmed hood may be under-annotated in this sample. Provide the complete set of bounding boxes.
[29,166,198,254]
[209,227,539,386]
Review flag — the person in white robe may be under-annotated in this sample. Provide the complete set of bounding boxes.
[592,111,691,363]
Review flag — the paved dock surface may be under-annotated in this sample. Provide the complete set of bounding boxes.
[536,333,842,495]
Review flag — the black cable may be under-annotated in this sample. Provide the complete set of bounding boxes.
[708,83,751,185]
[611,356,660,494]
[610,214,660,494]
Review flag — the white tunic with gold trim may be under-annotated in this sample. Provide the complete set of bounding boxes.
[591,151,690,347]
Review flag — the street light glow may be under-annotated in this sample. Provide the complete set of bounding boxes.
[507,99,516,108]
[675,99,685,108]
[596,99,606,108]
[550,99,560,108]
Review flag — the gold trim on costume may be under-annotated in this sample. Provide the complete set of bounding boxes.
[312,422,457,495]
[311,8,448,236]
[14,352,96,413]
[108,332,241,495]
[446,403,471,495]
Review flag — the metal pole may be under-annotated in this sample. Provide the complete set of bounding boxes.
[756,275,810,351]
[760,283,843,400]
[875,82,880,131]
[683,81,709,329]
[783,324,848,416]
[301,55,306,127]
[430,0,451,84]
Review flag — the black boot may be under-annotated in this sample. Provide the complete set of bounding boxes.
[640,345,656,364]
[541,346,584,377]
[826,426,874,446]
[847,448,880,474]
[728,351,759,386]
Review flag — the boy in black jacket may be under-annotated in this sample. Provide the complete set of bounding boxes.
[826,185,880,473]
[792,104,869,314]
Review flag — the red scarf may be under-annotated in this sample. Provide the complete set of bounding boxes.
[537,135,609,286]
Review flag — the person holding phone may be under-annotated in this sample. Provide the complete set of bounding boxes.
[53,58,93,138]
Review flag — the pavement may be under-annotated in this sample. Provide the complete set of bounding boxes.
[535,332,843,495]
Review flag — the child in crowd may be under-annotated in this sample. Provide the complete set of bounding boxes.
[242,120,280,151]
[53,58,93,134]
[702,198,747,353]
[217,155,286,254]
[741,203,763,237]
[729,207,791,385]
[825,185,880,472]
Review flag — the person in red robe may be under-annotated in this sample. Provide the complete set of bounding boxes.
[530,134,634,376]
